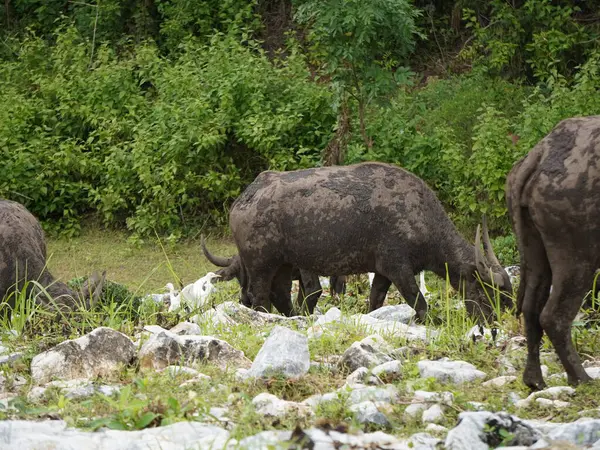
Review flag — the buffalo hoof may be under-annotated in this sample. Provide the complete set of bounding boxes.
[523,372,546,392]
[567,371,592,387]
[415,309,427,324]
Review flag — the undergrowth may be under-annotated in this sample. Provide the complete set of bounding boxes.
[1,237,600,440]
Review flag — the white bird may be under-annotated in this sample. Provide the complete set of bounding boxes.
[168,272,221,312]
[164,282,180,309]
[142,293,166,304]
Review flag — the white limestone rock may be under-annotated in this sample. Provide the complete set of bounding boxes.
[30,327,135,384]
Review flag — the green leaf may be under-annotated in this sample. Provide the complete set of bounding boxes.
[106,420,128,430]
[135,411,158,430]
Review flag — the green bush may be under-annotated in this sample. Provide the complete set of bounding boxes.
[461,0,598,82]
[491,234,519,267]
[0,28,334,239]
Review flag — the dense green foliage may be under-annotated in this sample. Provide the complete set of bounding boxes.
[1,0,600,238]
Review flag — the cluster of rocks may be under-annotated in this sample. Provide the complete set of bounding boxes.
[3,411,600,449]
[3,300,600,449]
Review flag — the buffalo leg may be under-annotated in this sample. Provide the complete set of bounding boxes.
[330,276,346,296]
[540,267,593,386]
[270,265,296,316]
[518,215,552,391]
[246,269,277,314]
[368,273,391,311]
[298,270,322,315]
[389,273,428,322]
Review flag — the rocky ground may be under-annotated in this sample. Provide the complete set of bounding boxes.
[2,281,600,449]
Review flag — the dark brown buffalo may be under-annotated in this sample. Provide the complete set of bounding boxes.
[201,237,345,314]
[506,116,600,390]
[0,199,105,318]
[229,162,512,322]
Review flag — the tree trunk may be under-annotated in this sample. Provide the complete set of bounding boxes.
[323,98,350,166]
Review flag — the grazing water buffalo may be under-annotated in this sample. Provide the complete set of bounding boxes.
[0,199,105,318]
[506,116,600,389]
[201,237,345,314]
[229,162,512,322]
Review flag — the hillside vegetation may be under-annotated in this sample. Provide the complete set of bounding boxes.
[1,0,600,241]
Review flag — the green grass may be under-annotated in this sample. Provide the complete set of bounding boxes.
[46,227,238,295]
[2,226,600,442]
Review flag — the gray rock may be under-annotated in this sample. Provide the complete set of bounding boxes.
[346,367,383,387]
[515,386,576,409]
[29,379,122,401]
[169,322,201,335]
[314,307,342,326]
[349,401,391,426]
[508,392,522,405]
[417,358,487,384]
[547,418,600,446]
[347,384,400,406]
[143,325,168,334]
[498,355,519,375]
[467,401,486,411]
[391,346,414,360]
[234,368,249,382]
[535,398,570,408]
[47,379,96,399]
[0,394,16,411]
[96,385,120,396]
[413,390,454,406]
[30,327,135,384]
[422,404,445,424]
[349,314,434,342]
[339,340,392,373]
[482,375,517,388]
[234,430,291,449]
[360,334,394,353]
[252,392,312,419]
[404,403,428,420]
[301,392,341,410]
[309,361,338,374]
[307,307,342,339]
[425,423,448,434]
[179,373,212,388]
[409,432,443,450]
[165,366,200,377]
[0,420,230,449]
[445,412,541,450]
[246,326,310,379]
[372,360,403,381]
[586,366,600,379]
[138,330,250,371]
[0,352,23,365]
[367,304,416,324]
[234,427,411,450]
[193,308,236,327]
[27,386,47,402]
[216,302,308,329]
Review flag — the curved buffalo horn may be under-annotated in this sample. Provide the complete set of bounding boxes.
[474,224,489,275]
[482,216,502,269]
[201,235,233,267]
